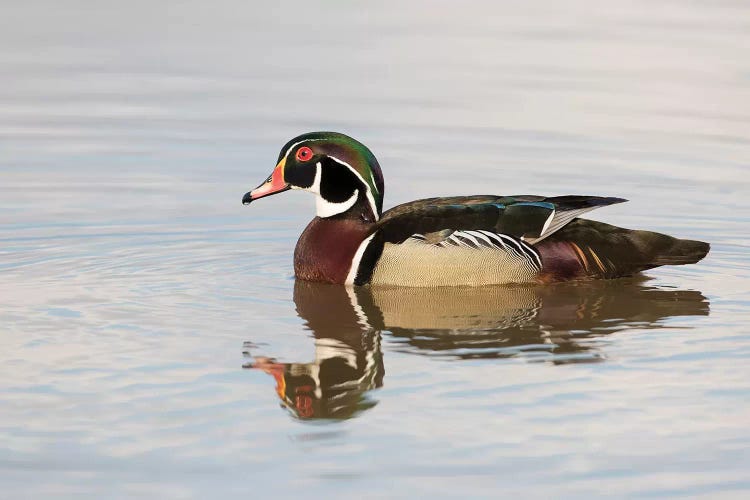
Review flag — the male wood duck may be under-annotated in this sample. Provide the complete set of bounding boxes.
[242,132,709,286]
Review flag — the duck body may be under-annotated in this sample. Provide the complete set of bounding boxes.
[244,132,709,287]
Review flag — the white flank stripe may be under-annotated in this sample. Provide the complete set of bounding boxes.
[497,234,526,256]
[513,237,542,269]
[345,233,376,285]
[450,234,470,247]
[529,246,543,269]
[468,230,497,248]
[478,230,505,249]
[455,231,483,248]
[508,238,540,269]
[489,233,510,252]
[492,232,541,270]
[430,227,543,271]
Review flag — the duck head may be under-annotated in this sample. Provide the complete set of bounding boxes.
[242,132,385,221]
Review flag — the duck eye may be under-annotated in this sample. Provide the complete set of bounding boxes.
[295,146,313,162]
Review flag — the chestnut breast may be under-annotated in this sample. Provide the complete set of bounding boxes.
[294,217,372,284]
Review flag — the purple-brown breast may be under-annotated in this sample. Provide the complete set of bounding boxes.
[294,217,372,284]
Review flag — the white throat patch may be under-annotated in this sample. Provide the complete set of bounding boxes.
[316,189,359,218]
[309,161,360,218]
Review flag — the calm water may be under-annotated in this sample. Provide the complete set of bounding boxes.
[2,1,750,497]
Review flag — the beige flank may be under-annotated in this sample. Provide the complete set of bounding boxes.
[370,237,540,287]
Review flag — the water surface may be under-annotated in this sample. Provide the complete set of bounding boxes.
[2,1,750,497]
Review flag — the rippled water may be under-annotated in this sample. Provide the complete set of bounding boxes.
[2,1,750,497]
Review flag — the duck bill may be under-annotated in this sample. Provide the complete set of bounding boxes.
[242,157,290,204]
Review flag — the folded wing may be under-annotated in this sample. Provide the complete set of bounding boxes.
[375,195,626,244]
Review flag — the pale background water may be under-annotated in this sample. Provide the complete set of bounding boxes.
[2,1,749,497]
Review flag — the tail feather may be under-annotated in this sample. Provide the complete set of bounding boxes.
[540,219,710,280]
[649,237,710,266]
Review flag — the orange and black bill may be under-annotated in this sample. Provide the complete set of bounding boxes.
[242,157,290,204]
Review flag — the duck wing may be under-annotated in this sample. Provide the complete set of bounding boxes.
[375,195,626,244]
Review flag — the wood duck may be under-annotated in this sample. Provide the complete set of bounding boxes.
[242,132,709,286]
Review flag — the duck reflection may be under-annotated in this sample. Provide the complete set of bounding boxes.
[245,279,708,419]
[364,279,709,361]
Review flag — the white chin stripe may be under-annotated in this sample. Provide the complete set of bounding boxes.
[316,189,359,218]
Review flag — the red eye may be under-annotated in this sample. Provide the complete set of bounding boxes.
[295,146,313,162]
